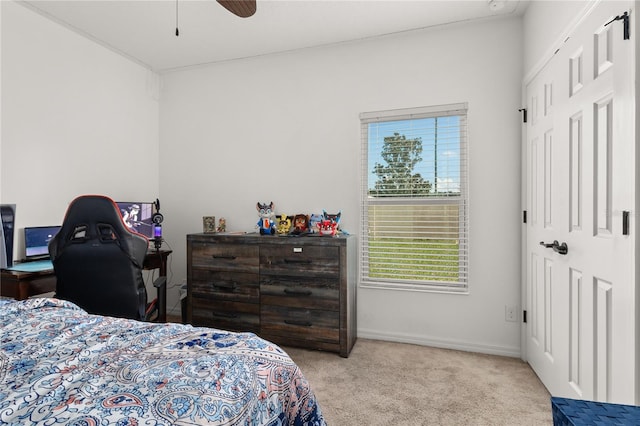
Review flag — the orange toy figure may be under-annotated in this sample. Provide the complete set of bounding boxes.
[292,214,309,234]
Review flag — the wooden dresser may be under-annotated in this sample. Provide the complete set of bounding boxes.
[186,233,356,357]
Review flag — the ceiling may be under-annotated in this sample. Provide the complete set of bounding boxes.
[21,0,527,73]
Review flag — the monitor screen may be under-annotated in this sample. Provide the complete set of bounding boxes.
[24,226,61,260]
[116,201,154,240]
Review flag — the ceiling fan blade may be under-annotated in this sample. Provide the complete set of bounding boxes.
[217,0,257,18]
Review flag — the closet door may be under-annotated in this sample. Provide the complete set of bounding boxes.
[524,1,635,403]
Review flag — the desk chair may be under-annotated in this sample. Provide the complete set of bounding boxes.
[49,195,162,321]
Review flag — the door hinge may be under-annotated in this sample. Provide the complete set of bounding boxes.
[604,11,630,40]
[518,108,528,123]
[523,310,527,323]
[623,210,630,235]
[523,210,527,224]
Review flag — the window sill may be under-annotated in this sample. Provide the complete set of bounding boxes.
[359,280,469,295]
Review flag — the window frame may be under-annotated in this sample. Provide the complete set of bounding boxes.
[359,102,469,293]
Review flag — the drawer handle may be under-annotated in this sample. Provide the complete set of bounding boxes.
[212,282,237,291]
[284,288,312,296]
[212,312,238,319]
[285,320,312,327]
[284,258,312,264]
[213,255,237,260]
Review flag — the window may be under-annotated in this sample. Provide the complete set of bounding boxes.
[360,103,468,292]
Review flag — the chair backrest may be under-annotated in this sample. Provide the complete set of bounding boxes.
[49,195,148,320]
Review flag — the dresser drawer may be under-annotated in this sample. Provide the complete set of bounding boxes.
[191,270,259,303]
[260,305,339,343]
[260,244,339,277]
[260,275,338,311]
[190,242,259,273]
[191,297,259,333]
[187,233,356,357]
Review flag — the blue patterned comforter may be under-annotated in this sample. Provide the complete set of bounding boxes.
[0,298,325,425]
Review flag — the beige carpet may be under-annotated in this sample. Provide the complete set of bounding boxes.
[285,339,552,425]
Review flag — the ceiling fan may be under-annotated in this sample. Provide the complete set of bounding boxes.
[217,0,257,18]
[175,0,255,36]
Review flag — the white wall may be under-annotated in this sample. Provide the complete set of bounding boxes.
[160,17,524,356]
[1,2,531,357]
[1,1,160,260]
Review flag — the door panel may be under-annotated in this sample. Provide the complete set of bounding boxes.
[525,1,634,403]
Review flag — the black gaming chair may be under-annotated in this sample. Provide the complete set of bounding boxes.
[48,195,151,320]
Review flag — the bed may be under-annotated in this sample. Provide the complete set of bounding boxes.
[0,298,326,425]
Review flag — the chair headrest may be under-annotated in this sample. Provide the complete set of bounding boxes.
[50,195,148,260]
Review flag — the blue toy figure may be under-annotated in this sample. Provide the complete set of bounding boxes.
[256,201,276,235]
[309,213,323,233]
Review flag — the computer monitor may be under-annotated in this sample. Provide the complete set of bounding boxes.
[116,201,155,240]
[24,226,61,261]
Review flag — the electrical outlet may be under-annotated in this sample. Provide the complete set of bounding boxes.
[505,305,518,322]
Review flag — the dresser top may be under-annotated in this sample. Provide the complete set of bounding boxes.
[187,232,353,247]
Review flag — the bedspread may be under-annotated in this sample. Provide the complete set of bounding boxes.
[0,298,325,425]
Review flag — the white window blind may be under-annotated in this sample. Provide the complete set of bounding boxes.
[360,103,468,292]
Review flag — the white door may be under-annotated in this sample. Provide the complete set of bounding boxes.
[525,1,635,403]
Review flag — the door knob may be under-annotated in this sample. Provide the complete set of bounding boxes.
[539,240,568,255]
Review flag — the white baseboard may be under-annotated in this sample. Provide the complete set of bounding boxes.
[357,328,522,358]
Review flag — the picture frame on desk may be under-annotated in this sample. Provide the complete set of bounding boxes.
[203,216,216,233]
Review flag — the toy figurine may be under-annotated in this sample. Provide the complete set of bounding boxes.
[318,219,338,236]
[276,214,292,235]
[256,201,276,235]
[292,214,309,234]
[217,217,226,233]
[319,210,341,236]
[323,210,341,226]
[309,213,323,233]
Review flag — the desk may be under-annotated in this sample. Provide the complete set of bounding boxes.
[0,250,172,322]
